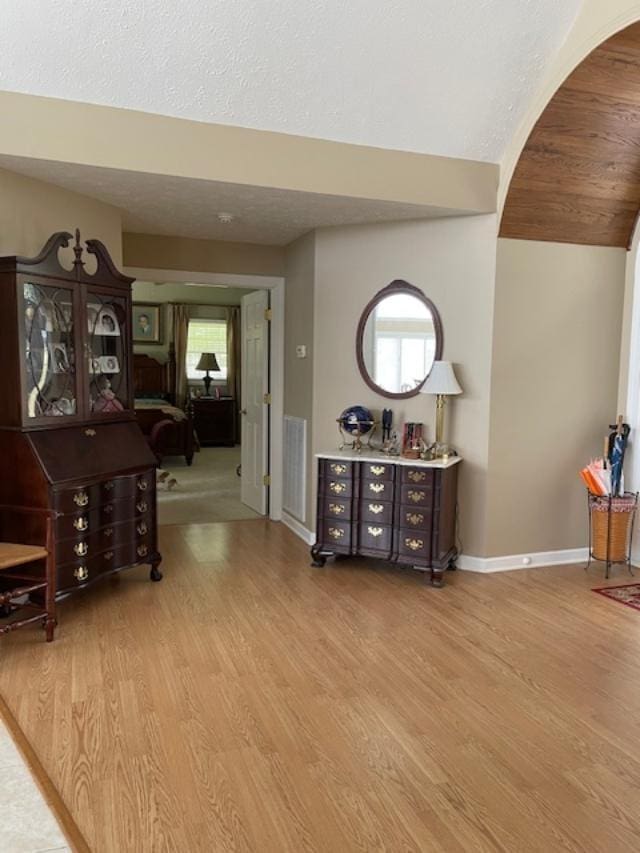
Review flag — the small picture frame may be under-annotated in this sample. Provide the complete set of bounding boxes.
[87,303,121,336]
[50,342,70,374]
[98,355,120,374]
[132,303,163,344]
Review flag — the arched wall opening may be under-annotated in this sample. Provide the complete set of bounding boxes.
[484,20,640,563]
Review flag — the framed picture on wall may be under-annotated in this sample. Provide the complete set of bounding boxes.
[132,303,163,344]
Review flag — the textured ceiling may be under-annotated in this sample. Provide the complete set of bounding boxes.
[0,155,462,245]
[0,1,581,163]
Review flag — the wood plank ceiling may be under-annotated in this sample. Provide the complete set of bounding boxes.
[500,22,640,248]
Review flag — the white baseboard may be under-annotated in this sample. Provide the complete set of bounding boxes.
[279,516,590,574]
[457,547,589,573]
[281,512,315,545]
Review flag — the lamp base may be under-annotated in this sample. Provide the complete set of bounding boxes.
[203,372,212,396]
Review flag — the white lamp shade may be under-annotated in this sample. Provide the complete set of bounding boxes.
[421,361,462,395]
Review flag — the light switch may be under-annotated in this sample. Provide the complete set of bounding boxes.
[296,345,307,358]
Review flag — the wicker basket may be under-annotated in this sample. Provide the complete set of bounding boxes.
[590,495,636,562]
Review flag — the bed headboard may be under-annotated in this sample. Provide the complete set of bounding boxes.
[133,346,176,403]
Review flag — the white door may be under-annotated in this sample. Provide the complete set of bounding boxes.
[241,290,270,514]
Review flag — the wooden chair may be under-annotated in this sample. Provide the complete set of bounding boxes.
[0,506,58,642]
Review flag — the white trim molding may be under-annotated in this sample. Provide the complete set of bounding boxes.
[281,512,315,546]
[457,548,589,573]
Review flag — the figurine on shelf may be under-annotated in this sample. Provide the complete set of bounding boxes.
[92,377,124,413]
[402,422,425,459]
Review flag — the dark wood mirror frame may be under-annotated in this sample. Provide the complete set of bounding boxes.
[356,279,443,399]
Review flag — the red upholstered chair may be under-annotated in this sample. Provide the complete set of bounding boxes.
[147,418,177,466]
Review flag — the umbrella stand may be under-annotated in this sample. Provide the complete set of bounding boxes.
[585,490,638,579]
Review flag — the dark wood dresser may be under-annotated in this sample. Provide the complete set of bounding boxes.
[0,230,162,602]
[192,397,236,446]
[311,452,460,586]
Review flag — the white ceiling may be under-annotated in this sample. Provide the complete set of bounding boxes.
[0,155,462,245]
[0,1,581,163]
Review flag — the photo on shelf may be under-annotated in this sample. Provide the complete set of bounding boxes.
[98,355,120,374]
[50,342,70,374]
[88,303,120,336]
[59,302,73,330]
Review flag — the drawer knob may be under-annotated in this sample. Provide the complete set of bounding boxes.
[137,480,148,492]
[73,517,88,532]
[330,463,348,475]
[328,527,344,540]
[74,565,89,582]
[368,503,384,515]
[368,526,383,538]
[74,542,88,557]
[104,503,114,514]
[370,465,386,476]
[405,538,424,552]
[407,512,425,526]
[104,550,114,561]
[103,480,115,491]
[328,504,344,516]
[136,501,148,514]
[329,482,346,495]
[407,490,425,503]
[369,483,385,494]
[73,490,89,507]
[408,471,426,483]
[104,527,114,538]
[84,428,96,437]
[137,544,149,557]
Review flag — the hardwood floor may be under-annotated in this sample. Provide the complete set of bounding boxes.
[2,520,640,852]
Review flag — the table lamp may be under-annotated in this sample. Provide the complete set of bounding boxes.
[420,361,462,453]
[195,352,220,397]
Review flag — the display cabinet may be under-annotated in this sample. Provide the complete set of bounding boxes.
[0,230,162,603]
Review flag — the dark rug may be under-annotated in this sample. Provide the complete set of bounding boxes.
[592,583,640,612]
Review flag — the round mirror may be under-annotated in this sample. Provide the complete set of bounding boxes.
[356,280,443,399]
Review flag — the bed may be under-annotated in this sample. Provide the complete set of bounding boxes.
[133,350,195,465]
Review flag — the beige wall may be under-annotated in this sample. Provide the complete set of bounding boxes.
[311,215,498,555]
[485,238,626,557]
[124,233,285,277]
[0,166,122,262]
[284,232,316,523]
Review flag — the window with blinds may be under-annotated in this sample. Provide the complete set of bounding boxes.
[186,319,228,380]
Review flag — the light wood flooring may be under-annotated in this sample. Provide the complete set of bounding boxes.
[2,520,640,852]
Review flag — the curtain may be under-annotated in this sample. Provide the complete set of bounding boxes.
[227,306,241,442]
[173,304,190,407]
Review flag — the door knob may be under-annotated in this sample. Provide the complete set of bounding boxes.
[240,409,248,415]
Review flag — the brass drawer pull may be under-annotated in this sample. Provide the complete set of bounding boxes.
[406,513,425,526]
[104,503,114,514]
[370,465,386,476]
[137,544,149,557]
[407,490,425,503]
[104,550,114,561]
[330,463,348,475]
[103,480,115,491]
[408,470,426,483]
[73,490,89,507]
[368,503,384,515]
[104,527,114,538]
[137,480,148,492]
[74,542,88,557]
[136,522,148,535]
[328,504,344,516]
[73,517,88,532]
[368,526,383,538]
[329,482,346,495]
[405,538,424,552]
[74,565,89,582]
[328,527,344,540]
[136,500,148,514]
[369,483,385,494]
[84,428,96,437]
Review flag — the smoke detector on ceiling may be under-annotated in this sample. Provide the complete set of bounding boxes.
[217,212,235,223]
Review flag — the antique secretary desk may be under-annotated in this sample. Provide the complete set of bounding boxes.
[0,230,162,600]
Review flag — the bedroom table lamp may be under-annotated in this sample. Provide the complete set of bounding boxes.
[196,352,220,397]
[421,361,462,454]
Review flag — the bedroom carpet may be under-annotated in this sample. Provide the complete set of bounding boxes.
[158,446,261,525]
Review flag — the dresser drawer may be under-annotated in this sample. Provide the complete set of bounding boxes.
[319,519,351,549]
[401,467,435,487]
[399,507,432,530]
[362,478,391,500]
[360,461,394,482]
[321,460,353,479]
[53,472,154,513]
[358,523,392,555]
[321,497,351,520]
[359,499,394,525]
[400,484,435,509]
[397,531,432,562]
[321,477,353,499]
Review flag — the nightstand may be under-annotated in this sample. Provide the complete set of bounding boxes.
[192,397,236,446]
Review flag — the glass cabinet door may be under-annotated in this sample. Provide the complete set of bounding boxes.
[86,293,130,416]
[23,281,78,419]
